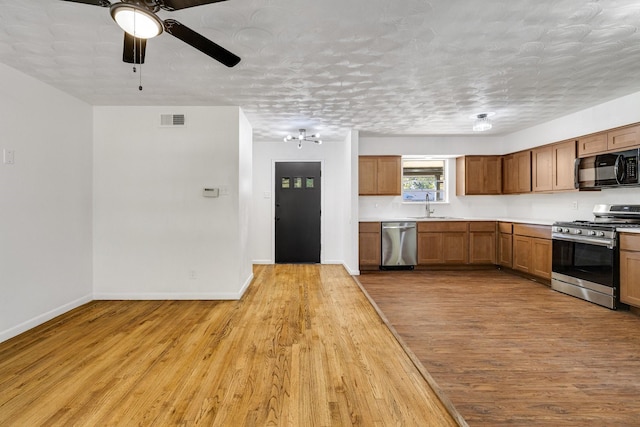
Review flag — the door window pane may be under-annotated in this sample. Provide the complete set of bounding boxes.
[294,177,302,188]
[281,177,290,189]
[306,177,315,188]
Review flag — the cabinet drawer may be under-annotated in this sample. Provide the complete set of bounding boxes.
[469,221,496,232]
[620,233,640,251]
[359,222,380,233]
[418,221,468,233]
[513,223,551,239]
[498,222,513,234]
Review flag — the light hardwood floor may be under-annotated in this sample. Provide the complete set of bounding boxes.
[358,269,640,426]
[0,265,462,426]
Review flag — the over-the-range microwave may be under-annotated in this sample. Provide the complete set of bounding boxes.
[575,148,640,189]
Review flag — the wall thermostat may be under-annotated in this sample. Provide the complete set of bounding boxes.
[202,188,220,198]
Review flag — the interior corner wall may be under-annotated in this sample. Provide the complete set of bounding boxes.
[251,140,348,265]
[344,130,360,275]
[237,109,254,293]
[93,106,248,299]
[0,64,93,343]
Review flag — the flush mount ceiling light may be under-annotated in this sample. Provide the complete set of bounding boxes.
[284,129,322,149]
[110,3,164,39]
[472,113,494,132]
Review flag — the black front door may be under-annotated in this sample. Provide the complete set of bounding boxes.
[275,162,321,263]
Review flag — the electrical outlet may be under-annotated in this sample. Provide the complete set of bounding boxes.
[571,201,578,210]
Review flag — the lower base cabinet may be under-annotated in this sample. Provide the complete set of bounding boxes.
[418,231,468,264]
[620,233,640,308]
[512,224,552,281]
[469,222,496,264]
[498,222,513,268]
[359,222,381,270]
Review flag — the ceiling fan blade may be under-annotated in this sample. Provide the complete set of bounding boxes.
[122,33,147,64]
[163,19,240,67]
[159,0,227,11]
[59,0,111,6]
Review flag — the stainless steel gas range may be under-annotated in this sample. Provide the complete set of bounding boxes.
[551,204,640,310]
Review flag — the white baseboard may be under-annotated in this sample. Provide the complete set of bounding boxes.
[93,273,255,301]
[0,294,93,344]
[252,259,273,265]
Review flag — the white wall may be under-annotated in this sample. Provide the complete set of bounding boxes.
[93,106,252,299]
[503,90,640,221]
[359,135,508,220]
[251,139,351,267]
[359,91,640,222]
[0,64,93,342]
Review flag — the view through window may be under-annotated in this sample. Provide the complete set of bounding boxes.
[402,158,446,202]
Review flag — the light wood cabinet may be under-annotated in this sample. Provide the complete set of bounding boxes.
[620,233,640,307]
[358,222,381,270]
[608,125,640,151]
[512,224,552,281]
[577,125,640,157]
[497,222,513,268]
[456,156,502,195]
[577,132,607,157]
[532,140,576,192]
[417,221,468,264]
[358,156,401,196]
[502,150,531,194]
[469,222,496,264]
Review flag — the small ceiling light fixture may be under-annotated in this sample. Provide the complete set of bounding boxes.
[284,129,322,149]
[110,3,164,39]
[472,113,494,132]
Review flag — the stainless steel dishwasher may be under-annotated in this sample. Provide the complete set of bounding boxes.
[381,222,417,269]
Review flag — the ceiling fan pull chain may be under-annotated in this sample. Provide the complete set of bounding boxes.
[139,57,143,91]
[132,12,137,74]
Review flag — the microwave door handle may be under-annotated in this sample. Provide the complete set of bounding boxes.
[614,154,625,184]
[574,157,580,189]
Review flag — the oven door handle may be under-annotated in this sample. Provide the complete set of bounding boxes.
[552,235,615,249]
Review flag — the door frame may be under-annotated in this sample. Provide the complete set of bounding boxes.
[271,159,325,264]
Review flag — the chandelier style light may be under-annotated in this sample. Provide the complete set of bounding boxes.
[284,129,322,149]
[472,113,494,132]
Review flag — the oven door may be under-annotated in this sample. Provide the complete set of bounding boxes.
[551,238,618,308]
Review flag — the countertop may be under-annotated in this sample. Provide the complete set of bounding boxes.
[359,217,555,226]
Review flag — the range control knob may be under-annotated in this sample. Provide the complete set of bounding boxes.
[575,229,582,235]
[598,231,605,237]
[588,230,596,236]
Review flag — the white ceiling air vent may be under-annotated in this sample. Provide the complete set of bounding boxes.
[160,114,186,127]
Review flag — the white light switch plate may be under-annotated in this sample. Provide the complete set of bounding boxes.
[3,149,15,165]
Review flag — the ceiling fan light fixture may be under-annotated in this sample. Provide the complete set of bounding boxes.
[472,113,493,132]
[110,4,164,39]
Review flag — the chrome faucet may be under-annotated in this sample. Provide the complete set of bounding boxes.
[425,193,434,218]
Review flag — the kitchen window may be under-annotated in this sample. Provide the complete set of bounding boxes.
[402,158,447,202]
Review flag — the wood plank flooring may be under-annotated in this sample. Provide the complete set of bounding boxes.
[0,265,461,426]
[358,269,640,426]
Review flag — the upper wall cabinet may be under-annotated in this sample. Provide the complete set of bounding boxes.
[358,156,401,196]
[456,156,502,195]
[532,139,576,192]
[502,150,531,194]
[578,124,640,157]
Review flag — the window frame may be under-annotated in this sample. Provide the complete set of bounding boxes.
[401,156,449,204]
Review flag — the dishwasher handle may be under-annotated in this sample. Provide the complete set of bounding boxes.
[381,225,416,230]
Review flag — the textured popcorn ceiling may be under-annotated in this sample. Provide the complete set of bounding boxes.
[1,0,640,142]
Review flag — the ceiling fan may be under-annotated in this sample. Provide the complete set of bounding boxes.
[61,0,241,67]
